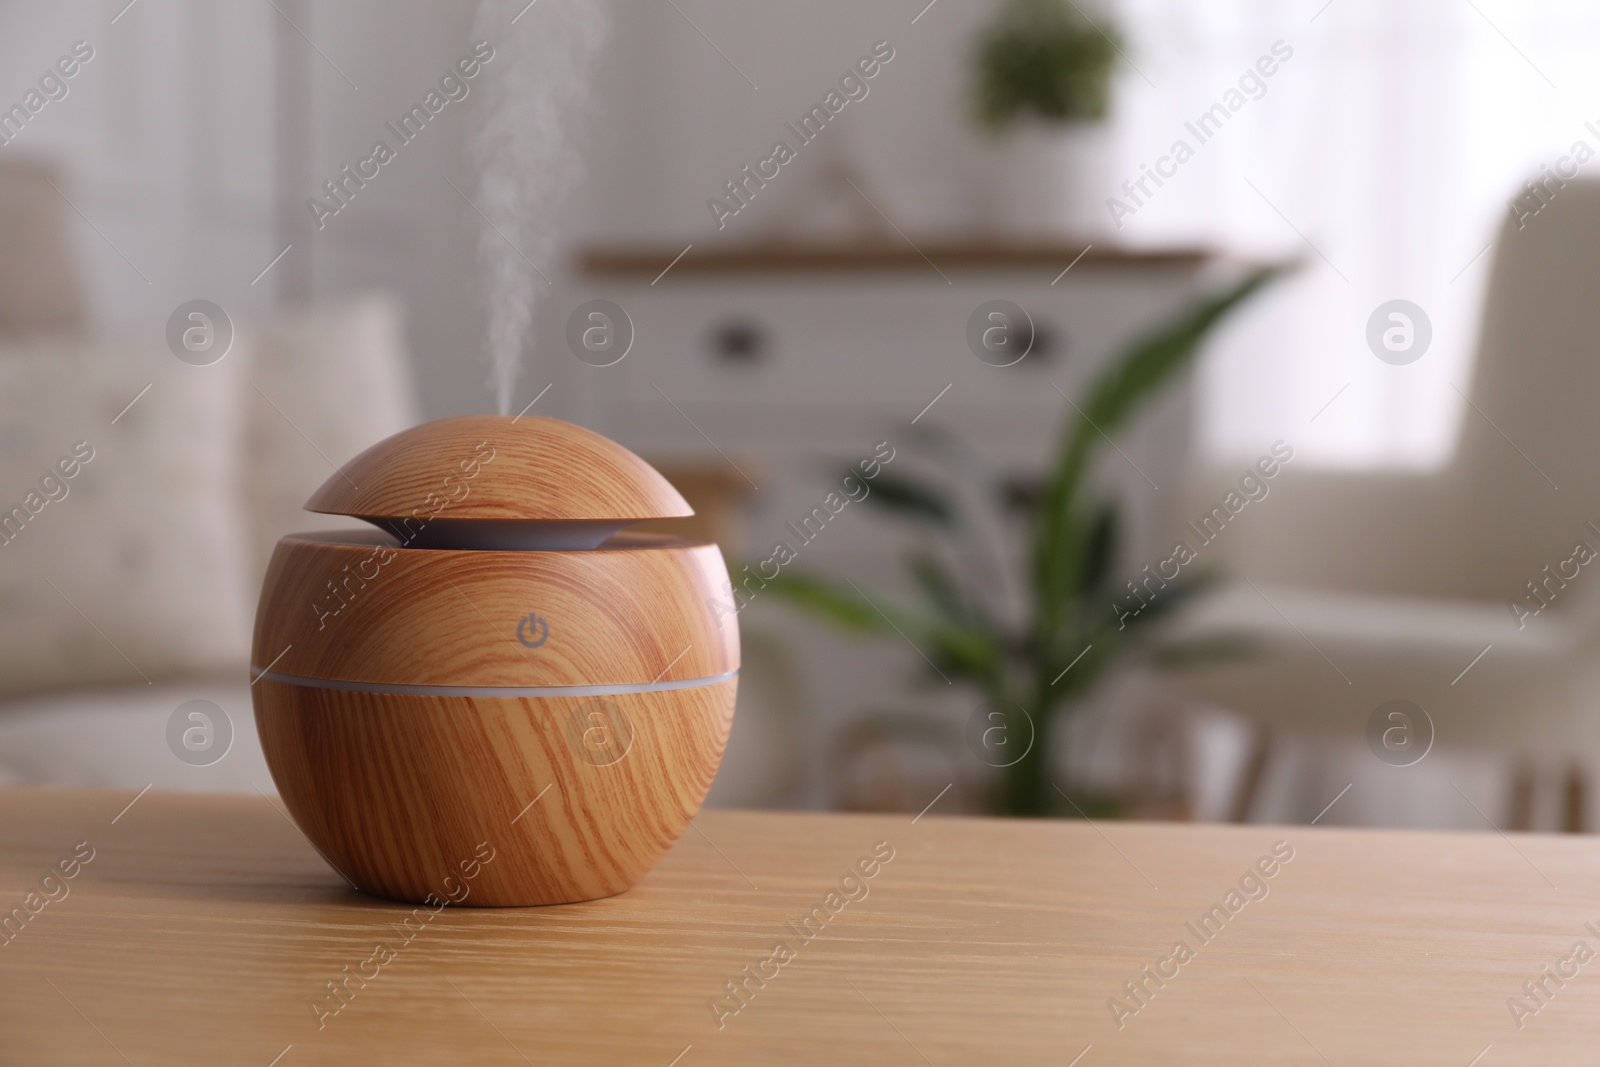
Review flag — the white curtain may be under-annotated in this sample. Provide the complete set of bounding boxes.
[1106,0,1600,470]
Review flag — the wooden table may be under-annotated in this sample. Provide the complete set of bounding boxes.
[2,787,1597,1064]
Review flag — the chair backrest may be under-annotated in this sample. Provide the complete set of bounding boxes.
[1203,178,1600,607]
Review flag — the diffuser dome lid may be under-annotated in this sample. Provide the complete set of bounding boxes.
[304,414,692,523]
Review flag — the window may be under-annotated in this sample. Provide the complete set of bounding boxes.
[1107,0,1600,470]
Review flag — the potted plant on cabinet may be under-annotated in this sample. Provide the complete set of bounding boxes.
[973,0,1122,236]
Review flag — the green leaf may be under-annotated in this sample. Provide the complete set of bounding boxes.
[759,571,888,633]
[1082,266,1288,433]
[903,422,1000,480]
[908,551,973,625]
[1032,264,1290,646]
[1038,639,1102,703]
[855,469,957,527]
[903,553,1013,686]
[1103,570,1224,638]
[925,628,1005,687]
[1074,503,1118,597]
[763,567,1005,688]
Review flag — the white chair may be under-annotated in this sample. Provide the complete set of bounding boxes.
[1171,179,1600,828]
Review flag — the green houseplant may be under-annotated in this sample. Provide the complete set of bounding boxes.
[764,266,1286,817]
[973,0,1123,236]
[973,0,1121,131]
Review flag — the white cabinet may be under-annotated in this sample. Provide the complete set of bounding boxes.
[564,242,1212,808]
[572,244,1208,563]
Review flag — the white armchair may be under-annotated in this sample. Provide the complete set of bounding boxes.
[1172,179,1600,828]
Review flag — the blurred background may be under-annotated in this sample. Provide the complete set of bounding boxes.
[3,0,1600,833]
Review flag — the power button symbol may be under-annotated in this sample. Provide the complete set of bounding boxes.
[517,614,550,648]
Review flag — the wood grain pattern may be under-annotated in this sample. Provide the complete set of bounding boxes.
[304,415,693,521]
[254,679,736,906]
[6,789,1600,1065]
[259,415,738,907]
[252,530,739,687]
[635,462,759,559]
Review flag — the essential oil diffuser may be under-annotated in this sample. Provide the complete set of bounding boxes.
[250,415,739,906]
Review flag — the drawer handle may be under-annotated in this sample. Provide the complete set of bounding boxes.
[1026,323,1060,366]
[710,320,769,365]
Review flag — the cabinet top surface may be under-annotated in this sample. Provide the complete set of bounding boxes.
[578,239,1215,279]
[1,787,1592,1064]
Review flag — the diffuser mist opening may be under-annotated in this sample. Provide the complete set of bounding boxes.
[364,517,635,551]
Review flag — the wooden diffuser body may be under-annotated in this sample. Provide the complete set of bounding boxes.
[250,416,738,906]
